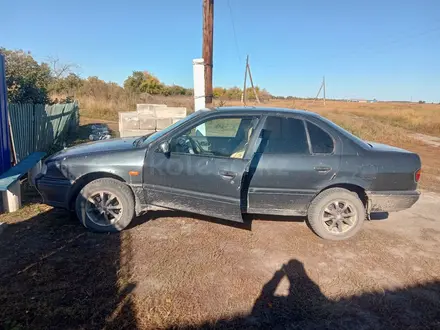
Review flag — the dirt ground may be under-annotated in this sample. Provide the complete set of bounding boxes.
[1,117,440,329]
[0,188,439,329]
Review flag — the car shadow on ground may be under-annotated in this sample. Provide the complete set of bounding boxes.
[129,210,307,231]
[130,210,253,230]
[0,207,137,330]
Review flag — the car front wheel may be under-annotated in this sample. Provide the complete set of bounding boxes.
[307,188,365,240]
[75,178,135,232]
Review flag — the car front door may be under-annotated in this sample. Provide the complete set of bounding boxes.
[247,115,341,216]
[143,114,261,222]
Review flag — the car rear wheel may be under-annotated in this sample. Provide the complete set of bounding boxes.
[307,188,365,240]
[75,178,135,232]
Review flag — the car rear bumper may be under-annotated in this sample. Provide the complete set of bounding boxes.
[367,190,420,212]
[35,176,72,209]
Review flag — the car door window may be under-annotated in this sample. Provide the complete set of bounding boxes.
[307,122,334,154]
[170,116,259,158]
[262,117,309,154]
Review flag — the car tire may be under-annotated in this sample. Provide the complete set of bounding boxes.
[75,178,135,232]
[307,188,365,240]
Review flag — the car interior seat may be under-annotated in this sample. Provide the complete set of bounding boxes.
[230,118,260,159]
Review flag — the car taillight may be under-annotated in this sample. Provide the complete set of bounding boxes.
[415,169,421,183]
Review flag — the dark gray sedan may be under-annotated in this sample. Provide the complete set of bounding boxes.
[35,107,421,240]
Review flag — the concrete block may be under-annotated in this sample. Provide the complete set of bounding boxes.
[120,129,156,138]
[2,181,21,213]
[119,112,140,130]
[156,107,187,119]
[136,104,167,115]
[156,118,173,130]
[138,115,157,130]
[172,118,182,124]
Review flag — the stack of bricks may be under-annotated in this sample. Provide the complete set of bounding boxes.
[119,104,187,138]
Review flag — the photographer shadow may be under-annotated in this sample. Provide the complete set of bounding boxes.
[248,259,329,326]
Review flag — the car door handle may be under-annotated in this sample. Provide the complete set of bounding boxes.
[219,170,237,180]
[314,166,332,173]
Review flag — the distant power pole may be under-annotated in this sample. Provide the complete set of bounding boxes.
[313,76,326,105]
[203,0,214,107]
[241,55,260,105]
[241,55,248,104]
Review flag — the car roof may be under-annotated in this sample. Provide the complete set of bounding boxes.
[211,106,321,118]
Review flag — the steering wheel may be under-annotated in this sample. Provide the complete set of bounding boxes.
[176,135,204,155]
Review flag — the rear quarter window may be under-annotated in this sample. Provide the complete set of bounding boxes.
[307,122,334,154]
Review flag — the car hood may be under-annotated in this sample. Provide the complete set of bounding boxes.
[48,137,139,161]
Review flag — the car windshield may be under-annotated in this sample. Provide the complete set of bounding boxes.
[133,110,204,147]
[318,115,372,149]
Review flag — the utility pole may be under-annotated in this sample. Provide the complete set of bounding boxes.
[313,82,323,102]
[203,0,214,107]
[247,57,260,104]
[241,55,260,105]
[313,76,326,105]
[242,55,249,105]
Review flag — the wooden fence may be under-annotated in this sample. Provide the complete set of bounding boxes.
[8,102,79,162]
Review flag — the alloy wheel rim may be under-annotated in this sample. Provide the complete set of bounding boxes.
[321,200,357,234]
[85,191,123,226]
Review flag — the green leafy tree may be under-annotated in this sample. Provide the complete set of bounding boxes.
[123,71,146,93]
[225,87,242,100]
[213,87,226,99]
[140,72,164,95]
[1,48,51,103]
[50,73,83,96]
[165,84,187,96]
[124,71,166,95]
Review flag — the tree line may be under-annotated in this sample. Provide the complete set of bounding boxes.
[1,48,272,104]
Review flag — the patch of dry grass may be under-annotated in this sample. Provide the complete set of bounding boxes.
[76,94,440,137]
[76,95,194,122]
[327,103,440,137]
[254,99,440,137]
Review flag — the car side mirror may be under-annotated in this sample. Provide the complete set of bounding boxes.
[159,141,170,154]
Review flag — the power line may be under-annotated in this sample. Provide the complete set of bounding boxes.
[227,0,242,63]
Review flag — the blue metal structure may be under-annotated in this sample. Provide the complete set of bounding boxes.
[0,54,11,175]
[0,152,45,191]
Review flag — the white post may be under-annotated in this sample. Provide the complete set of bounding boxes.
[193,58,206,111]
[193,58,207,135]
